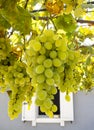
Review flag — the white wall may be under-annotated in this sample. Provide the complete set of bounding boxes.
[0,90,94,130]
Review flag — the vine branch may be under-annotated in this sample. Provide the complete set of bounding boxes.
[24,0,29,9]
[77,19,94,25]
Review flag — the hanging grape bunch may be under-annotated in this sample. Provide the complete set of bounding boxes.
[25,30,81,117]
[4,61,35,120]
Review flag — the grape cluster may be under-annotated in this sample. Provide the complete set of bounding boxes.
[5,61,34,120]
[80,56,94,91]
[0,52,18,93]
[0,65,8,92]
[25,29,81,117]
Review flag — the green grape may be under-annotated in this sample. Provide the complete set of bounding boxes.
[46,110,54,118]
[40,106,47,113]
[43,98,53,109]
[68,50,75,60]
[43,59,52,68]
[37,83,44,90]
[44,68,53,78]
[35,98,43,106]
[52,105,58,112]
[31,40,41,51]
[39,46,46,54]
[58,51,67,61]
[37,55,46,64]
[39,34,47,43]
[58,41,67,51]
[59,81,67,92]
[53,73,60,84]
[65,94,71,102]
[45,83,51,91]
[44,29,54,38]
[35,65,45,74]
[51,87,57,95]
[50,50,57,59]
[37,90,47,100]
[44,42,52,50]
[46,78,54,86]
[55,39,62,47]
[37,74,45,83]
[57,66,64,73]
[53,58,62,67]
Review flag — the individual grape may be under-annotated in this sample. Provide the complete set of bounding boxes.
[39,34,47,43]
[59,43,67,51]
[35,98,43,106]
[51,86,57,95]
[57,66,64,73]
[65,94,71,102]
[44,29,54,38]
[53,58,62,67]
[50,50,57,59]
[37,90,47,100]
[68,50,75,60]
[53,73,60,84]
[45,84,51,91]
[44,68,53,78]
[37,55,46,64]
[43,98,53,109]
[46,110,54,118]
[39,46,46,54]
[55,39,62,47]
[43,59,52,68]
[37,74,45,83]
[46,78,54,86]
[31,40,41,51]
[52,105,58,112]
[44,42,52,50]
[58,51,67,61]
[35,65,45,74]
[40,106,47,113]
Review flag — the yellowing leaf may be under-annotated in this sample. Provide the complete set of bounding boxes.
[64,5,73,14]
[45,1,64,14]
[74,6,85,17]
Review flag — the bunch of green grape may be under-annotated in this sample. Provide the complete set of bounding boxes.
[0,52,18,93]
[0,64,8,92]
[0,38,11,61]
[25,29,81,117]
[59,50,81,96]
[79,56,94,92]
[5,61,34,120]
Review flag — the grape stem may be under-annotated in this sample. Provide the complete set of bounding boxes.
[24,0,29,9]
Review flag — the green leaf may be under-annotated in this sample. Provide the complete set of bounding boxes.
[86,56,91,65]
[0,14,11,29]
[54,14,77,34]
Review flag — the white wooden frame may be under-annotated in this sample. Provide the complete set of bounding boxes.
[22,92,74,126]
